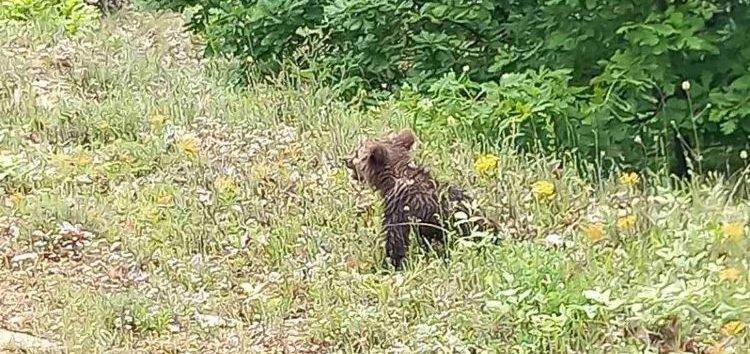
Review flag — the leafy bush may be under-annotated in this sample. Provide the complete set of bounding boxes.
[151,0,750,176]
[149,0,512,93]
[397,68,582,154]
[0,0,100,34]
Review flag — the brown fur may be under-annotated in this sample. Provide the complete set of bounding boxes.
[84,0,126,14]
[344,129,499,270]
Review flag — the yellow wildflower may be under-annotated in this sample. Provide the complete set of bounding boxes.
[531,180,555,200]
[721,222,745,241]
[616,215,637,230]
[75,152,92,167]
[7,193,23,206]
[157,194,172,206]
[719,267,742,282]
[176,136,201,156]
[283,144,301,160]
[52,153,72,166]
[619,171,640,186]
[149,114,166,126]
[142,206,158,220]
[332,169,346,181]
[214,175,236,192]
[720,321,746,336]
[474,154,500,175]
[582,223,605,242]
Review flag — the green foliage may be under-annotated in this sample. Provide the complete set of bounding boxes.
[2,8,750,352]
[398,68,583,154]
[0,0,100,34]
[103,294,175,335]
[150,0,750,175]
[148,0,513,93]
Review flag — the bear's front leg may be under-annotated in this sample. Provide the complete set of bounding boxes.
[383,203,409,270]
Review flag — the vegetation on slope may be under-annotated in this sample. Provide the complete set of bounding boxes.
[0,2,749,353]
[151,0,750,176]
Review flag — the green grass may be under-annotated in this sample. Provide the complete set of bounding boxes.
[1,4,750,354]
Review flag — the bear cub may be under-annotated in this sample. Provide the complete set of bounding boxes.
[344,128,499,270]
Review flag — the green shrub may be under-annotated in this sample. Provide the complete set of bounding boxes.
[397,68,582,154]
[148,0,511,93]
[0,0,100,34]
[150,0,750,176]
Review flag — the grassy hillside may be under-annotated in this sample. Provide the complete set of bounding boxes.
[1,4,749,354]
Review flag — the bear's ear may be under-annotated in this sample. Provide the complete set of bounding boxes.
[394,128,416,150]
[368,142,388,166]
